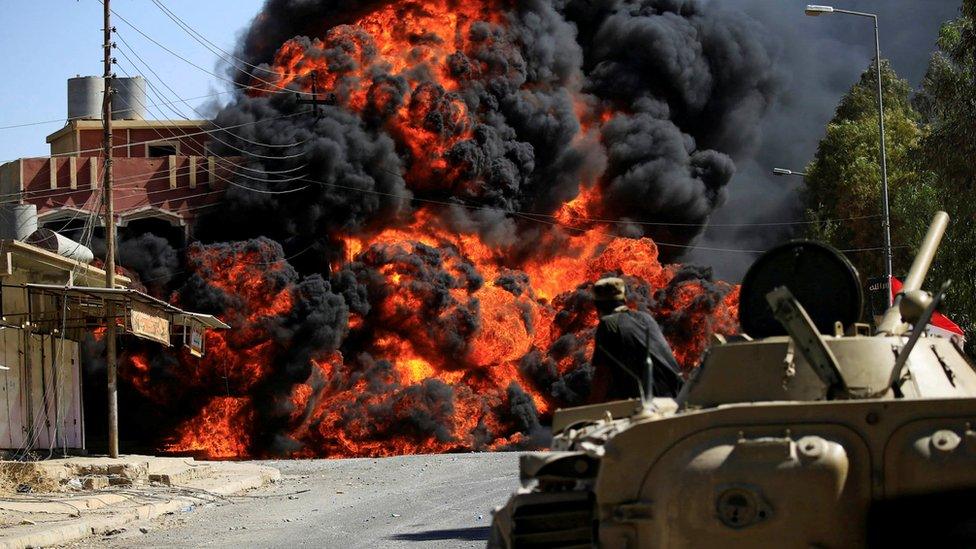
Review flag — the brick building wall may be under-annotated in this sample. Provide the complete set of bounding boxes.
[0,120,234,237]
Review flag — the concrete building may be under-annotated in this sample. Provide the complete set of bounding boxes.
[0,77,235,245]
[0,77,232,455]
[0,239,127,452]
[0,236,228,454]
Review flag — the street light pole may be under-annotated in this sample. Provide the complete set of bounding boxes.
[806,5,893,305]
[772,168,808,178]
[871,16,894,306]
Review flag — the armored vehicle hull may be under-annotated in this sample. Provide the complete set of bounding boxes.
[491,396,976,547]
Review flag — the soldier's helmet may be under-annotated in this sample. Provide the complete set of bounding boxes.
[593,277,626,302]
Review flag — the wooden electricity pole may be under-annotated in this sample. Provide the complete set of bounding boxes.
[102,0,119,458]
[295,71,336,117]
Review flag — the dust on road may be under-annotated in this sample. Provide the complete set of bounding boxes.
[62,452,518,548]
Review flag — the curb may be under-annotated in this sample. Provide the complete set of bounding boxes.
[0,465,279,549]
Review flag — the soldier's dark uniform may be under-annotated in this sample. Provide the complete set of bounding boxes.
[591,278,684,401]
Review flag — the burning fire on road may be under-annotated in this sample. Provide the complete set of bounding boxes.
[118,0,776,459]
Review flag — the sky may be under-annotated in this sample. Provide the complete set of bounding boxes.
[0,0,964,279]
[0,0,264,161]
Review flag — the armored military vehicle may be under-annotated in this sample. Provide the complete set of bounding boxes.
[489,211,976,548]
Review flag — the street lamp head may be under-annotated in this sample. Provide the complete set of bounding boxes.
[805,5,835,16]
[772,168,792,176]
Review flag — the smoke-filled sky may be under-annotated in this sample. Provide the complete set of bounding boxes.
[0,0,962,279]
[688,0,961,279]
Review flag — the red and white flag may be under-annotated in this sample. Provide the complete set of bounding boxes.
[890,277,966,345]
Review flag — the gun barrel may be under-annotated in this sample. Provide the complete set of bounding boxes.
[876,211,949,335]
[902,211,949,293]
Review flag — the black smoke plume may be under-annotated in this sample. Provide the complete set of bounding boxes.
[114,0,779,457]
[200,0,780,261]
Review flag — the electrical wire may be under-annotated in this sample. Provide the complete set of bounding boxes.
[0,155,312,209]
[12,44,316,208]
[516,209,883,228]
[0,165,204,206]
[0,111,306,165]
[100,62,313,195]
[0,164,223,207]
[150,0,280,76]
[144,0,316,95]
[1,156,895,239]
[110,50,312,191]
[113,34,309,161]
[0,90,242,131]
[99,0,310,97]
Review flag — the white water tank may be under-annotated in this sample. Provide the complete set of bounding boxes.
[112,76,147,120]
[11,204,38,241]
[0,204,38,241]
[25,228,95,264]
[67,76,104,121]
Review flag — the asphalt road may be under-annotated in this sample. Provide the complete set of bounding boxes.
[66,452,518,548]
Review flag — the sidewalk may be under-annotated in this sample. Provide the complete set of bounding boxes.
[0,456,279,549]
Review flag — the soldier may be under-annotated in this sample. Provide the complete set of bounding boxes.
[590,277,684,401]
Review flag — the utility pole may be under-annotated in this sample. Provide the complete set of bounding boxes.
[295,71,336,117]
[102,0,119,459]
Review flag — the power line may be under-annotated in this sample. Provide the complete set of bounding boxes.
[0,164,208,205]
[111,48,312,189]
[1,151,888,235]
[0,150,312,207]
[0,90,242,131]
[99,0,309,97]
[0,110,306,165]
[150,0,284,80]
[522,210,884,228]
[11,161,890,250]
[98,59,312,194]
[113,33,308,160]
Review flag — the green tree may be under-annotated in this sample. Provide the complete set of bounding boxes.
[802,59,930,284]
[915,0,976,352]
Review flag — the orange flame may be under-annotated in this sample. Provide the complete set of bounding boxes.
[119,0,742,460]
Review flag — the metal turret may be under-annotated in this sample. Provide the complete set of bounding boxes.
[678,211,973,409]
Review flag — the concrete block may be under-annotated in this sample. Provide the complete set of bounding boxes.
[81,476,108,490]
[169,155,178,188]
[89,157,98,188]
[0,461,280,549]
[69,157,77,189]
[48,158,57,189]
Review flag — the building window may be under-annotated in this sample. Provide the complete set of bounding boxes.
[148,144,177,157]
[146,141,179,157]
